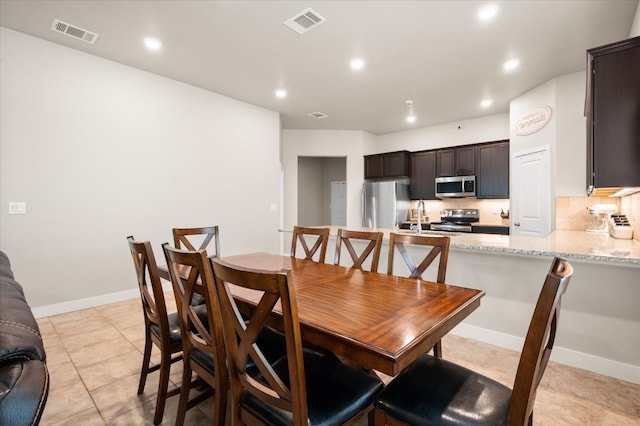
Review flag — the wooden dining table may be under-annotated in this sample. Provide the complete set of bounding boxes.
[159,252,484,376]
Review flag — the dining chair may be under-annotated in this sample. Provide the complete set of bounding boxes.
[387,233,451,358]
[161,244,227,426]
[374,256,573,426]
[334,229,384,272]
[210,257,385,426]
[126,236,182,425]
[290,226,330,263]
[173,226,221,258]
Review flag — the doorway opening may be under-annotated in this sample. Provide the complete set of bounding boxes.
[297,157,346,226]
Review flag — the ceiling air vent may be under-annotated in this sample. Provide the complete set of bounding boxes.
[308,112,329,119]
[51,19,99,44]
[285,8,326,34]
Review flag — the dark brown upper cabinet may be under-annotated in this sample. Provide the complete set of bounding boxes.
[364,154,384,179]
[476,141,509,199]
[364,151,410,179]
[436,146,476,177]
[410,150,437,200]
[586,35,640,193]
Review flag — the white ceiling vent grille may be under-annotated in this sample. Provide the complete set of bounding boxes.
[285,8,326,34]
[51,19,99,44]
[308,111,329,119]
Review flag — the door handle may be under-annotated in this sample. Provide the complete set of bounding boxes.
[514,222,521,227]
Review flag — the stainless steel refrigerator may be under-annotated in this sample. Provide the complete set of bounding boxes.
[362,180,410,228]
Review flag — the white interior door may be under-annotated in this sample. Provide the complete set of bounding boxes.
[512,147,551,236]
[331,181,346,226]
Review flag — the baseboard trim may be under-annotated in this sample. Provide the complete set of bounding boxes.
[452,323,640,385]
[31,281,173,319]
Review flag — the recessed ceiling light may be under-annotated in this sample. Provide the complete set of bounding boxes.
[350,58,365,70]
[480,99,493,108]
[503,58,520,72]
[275,89,287,98]
[143,37,162,50]
[478,5,498,22]
[406,115,416,123]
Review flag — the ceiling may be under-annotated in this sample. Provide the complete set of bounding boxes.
[0,1,637,135]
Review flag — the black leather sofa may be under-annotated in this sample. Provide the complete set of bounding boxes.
[0,251,49,425]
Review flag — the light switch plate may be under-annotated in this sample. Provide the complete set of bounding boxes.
[9,202,27,215]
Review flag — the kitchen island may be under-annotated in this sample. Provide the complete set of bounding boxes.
[286,226,640,265]
[280,226,640,384]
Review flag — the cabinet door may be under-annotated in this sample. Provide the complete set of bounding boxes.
[383,151,410,177]
[436,149,455,177]
[456,146,476,176]
[364,154,384,179]
[476,142,509,199]
[591,39,640,188]
[410,151,437,200]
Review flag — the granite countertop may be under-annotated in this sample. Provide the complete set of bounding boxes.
[282,226,640,266]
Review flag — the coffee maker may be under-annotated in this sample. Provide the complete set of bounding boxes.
[586,204,618,233]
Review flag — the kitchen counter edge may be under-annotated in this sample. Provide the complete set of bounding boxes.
[280,227,640,266]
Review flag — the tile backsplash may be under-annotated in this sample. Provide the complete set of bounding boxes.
[411,199,510,226]
[410,194,639,240]
[557,194,639,241]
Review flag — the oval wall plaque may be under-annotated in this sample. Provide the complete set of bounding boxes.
[513,105,552,136]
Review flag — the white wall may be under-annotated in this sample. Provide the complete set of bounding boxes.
[0,28,282,310]
[555,72,588,196]
[371,113,510,153]
[297,157,325,226]
[631,1,640,37]
[282,130,367,231]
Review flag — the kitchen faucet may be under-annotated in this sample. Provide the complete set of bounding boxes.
[416,199,425,235]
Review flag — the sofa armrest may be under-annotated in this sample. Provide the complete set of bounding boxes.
[0,252,45,363]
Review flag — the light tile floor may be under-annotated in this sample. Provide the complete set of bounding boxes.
[37,294,640,425]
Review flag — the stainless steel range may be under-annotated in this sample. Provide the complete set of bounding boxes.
[430,208,479,232]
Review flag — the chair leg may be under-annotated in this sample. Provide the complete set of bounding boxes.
[153,346,172,425]
[373,408,386,426]
[213,380,227,426]
[175,357,192,426]
[433,340,443,358]
[138,331,153,395]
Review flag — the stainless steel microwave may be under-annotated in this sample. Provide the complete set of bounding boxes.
[435,175,476,198]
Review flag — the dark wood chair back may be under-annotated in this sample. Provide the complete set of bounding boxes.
[210,257,309,424]
[508,257,573,424]
[387,233,451,358]
[334,229,383,272]
[172,226,221,257]
[387,233,450,282]
[162,244,228,426]
[127,236,172,354]
[127,236,182,424]
[290,226,330,263]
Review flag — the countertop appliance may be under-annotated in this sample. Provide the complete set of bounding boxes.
[430,208,479,232]
[362,180,410,229]
[435,175,476,198]
[586,204,618,233]
[609,214,633,239]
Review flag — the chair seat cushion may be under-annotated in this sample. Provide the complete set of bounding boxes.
[150,305,208,346]
[189,346,215,376]
[243,349,383,426]
[374,354,512,426]
[189,325,286,377]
